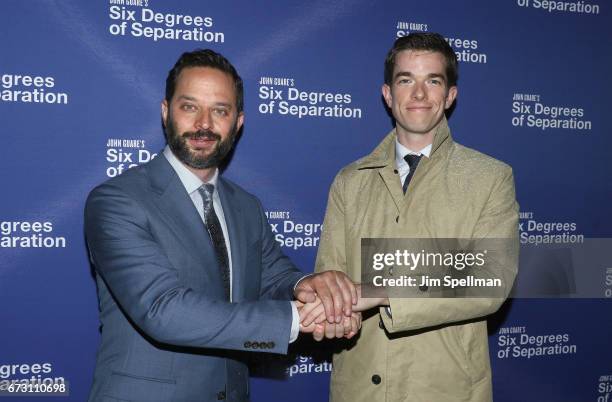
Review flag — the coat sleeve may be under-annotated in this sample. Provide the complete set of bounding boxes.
[85,182,297,354]
[380,166,519,332]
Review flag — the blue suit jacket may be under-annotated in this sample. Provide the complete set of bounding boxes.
[85,153,304,402]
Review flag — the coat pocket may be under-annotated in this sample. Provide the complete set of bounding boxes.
[449,323,488,385]
[101,396,132,402]
[103,371,176,402]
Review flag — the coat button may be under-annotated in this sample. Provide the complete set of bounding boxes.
[371,374,381,385]
[217,391,226,400]
[393,169,398,174]
[419,284,428,292]
[244,341,251,348]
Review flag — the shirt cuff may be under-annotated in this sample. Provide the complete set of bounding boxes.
[293,274,313,293]
[289,301,300,343]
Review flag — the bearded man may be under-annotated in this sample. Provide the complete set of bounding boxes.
[84,49,357,402]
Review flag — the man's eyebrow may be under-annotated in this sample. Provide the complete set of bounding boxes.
[427,73,447,82]
[175,95,233,109]
[393,71,414,80]
[213,102,233,109]
[393,71,447,82]
[176,95,197,102]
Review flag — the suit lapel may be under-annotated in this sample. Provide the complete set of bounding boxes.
[146,154,216,268]
[216,178,245,302]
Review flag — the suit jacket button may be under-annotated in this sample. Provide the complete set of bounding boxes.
[419,284,428,292]
[371,374,381,385]
[217,391,226,400]
[244,341,251,348]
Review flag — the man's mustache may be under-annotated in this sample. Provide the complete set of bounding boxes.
[182,130,221,141]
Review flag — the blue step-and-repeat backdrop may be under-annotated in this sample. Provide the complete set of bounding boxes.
[1,1,611,401]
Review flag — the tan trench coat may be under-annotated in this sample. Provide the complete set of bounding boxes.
[315,118,519,402]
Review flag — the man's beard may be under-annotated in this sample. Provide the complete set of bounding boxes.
[165,116,238,169]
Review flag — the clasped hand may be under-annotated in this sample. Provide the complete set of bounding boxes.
[294,272,388,341]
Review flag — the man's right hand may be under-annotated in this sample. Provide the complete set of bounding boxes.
[296,298,361,341]
[294,271,357,323]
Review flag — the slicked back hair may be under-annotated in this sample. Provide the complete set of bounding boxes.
[165,49,244,113]
[384,32,458,88]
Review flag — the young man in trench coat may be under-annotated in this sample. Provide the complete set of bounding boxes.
[314,32,519,402]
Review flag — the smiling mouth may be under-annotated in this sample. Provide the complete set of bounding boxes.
[184,130,220,149]
[190,137,216,143]
[189,137,217,149]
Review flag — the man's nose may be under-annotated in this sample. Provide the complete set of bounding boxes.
[195,109,212,130]
[412,83,426,100]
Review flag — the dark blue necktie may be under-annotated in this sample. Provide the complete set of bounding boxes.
[402,154,422,194]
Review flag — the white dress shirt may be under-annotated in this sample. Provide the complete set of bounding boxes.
[163,146,300,342]
[164,146,234,299]
[395,140,432,187]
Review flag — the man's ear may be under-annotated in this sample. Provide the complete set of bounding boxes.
[161,99,169,127]
[382,84,393,109]
[236,111,244,132]
[445,86,457,109]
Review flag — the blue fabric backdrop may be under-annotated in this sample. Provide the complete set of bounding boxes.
[1,1,610,401]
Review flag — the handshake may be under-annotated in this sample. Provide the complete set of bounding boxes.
[293,271,389,342]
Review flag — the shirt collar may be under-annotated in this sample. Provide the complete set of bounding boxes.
[395,140,432,170]
[163,145,218,194]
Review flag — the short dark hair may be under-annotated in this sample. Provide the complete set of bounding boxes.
[384,32,458,88]
[165,49,244,113]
